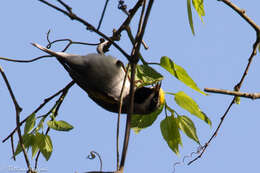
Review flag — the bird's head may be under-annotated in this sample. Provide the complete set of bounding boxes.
[133,82,165,115]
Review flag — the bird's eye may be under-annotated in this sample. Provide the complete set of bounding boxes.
[153,97,158,104]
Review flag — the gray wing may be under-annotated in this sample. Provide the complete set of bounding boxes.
[32,43,130,102]
[61,53,131,101]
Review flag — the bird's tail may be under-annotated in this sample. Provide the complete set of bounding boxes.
[31,43,64,59]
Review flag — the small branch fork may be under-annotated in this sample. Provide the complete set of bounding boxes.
[188,0,260,165]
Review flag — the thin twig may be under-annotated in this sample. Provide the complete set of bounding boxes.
[0,55,52,63]
[235,38,260,90]
[188,98,234,165]
[103,0,144,53]
[119,1,149,50]
[119,63,136,172]
[116,65,130,170]
[118,0,149,51]
[141,40,149,50]
[57,0,72,13]
[125,26,147,64]
[46,29,99,51]
[219,0,260,32]
[188,0,260,165]
[118,0,129,16]
[137,0,146,38]
[11,135,15,161]
[147,62,160,65]
[87,151,103,172]
[47,39,99,48]
[97,0,110,30]
[116,0,144,35]
[204,88,260,99]
[0,66,32,171]
[136,0,149,50]
[131,0,153,63]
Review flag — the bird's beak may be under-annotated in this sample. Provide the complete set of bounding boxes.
[154,81,162,92]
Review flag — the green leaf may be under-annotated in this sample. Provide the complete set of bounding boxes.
[136,65,163,87]
[187,0,195,35]
[131,103,164,133]
[14,133,34,157]
[38,134,53,161]
[258,44,260,53]
[160,116,182,155]
[173,91,211,126]
[31,143,39,159]
[47,120,74,131]
[24,113,36,134]
[31,133,41,159]
[36,117,46,132]
[160,56,206,95]
[177,115,199,143]
[192,0,205,22]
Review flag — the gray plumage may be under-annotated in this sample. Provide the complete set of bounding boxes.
[32,43,161,114]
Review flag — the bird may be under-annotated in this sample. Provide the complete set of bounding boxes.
[32,43,164,115]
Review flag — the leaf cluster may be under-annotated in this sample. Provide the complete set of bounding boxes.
[131,56,211,155]
[14,110,73,161]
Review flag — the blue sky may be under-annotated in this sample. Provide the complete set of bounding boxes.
[1,1,260,173]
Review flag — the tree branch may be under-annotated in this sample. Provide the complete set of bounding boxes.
[188,0,260,165]
[204,88,260,99]
[103,0,144,53]
[38,0,130,60]
[219,0,260,32]
[0,66,32,171]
